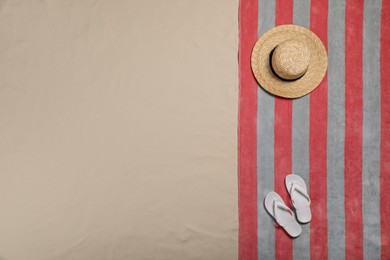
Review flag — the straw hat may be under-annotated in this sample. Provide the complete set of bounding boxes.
[251,25,328,98]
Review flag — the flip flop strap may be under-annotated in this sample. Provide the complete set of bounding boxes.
[273,200,293,226]
[290,182,311,206]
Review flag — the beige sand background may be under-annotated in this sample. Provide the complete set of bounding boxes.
[0,0,238,259]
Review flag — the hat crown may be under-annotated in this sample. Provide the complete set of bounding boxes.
[271,40,310,81]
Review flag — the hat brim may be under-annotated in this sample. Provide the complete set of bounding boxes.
[251,25,328,98]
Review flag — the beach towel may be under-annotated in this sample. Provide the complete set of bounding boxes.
[238,0,390,259]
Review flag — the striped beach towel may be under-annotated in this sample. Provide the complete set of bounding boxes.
[238,0,390,259]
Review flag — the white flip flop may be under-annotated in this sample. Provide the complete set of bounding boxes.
[285,174,311,223]
[264,191,302,238]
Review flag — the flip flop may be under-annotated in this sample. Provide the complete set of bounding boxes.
[285,174,311,223]
[264,191,302,238]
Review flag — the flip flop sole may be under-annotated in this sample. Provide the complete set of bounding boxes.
[264,191,302,237]
[285,174,312,223]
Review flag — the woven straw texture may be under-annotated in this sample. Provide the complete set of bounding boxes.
[251,24,328,98]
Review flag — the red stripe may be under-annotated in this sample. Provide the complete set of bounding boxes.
[274,1,293,260]
[309,0,329,259]
[238,0,258,259]
[380,1,390,259]
[344,0,364,259]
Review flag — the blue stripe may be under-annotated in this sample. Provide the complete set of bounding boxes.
[292,0,311,259]
[327,0,346,259]
[362,0,382,259]
[257,0,276,259]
